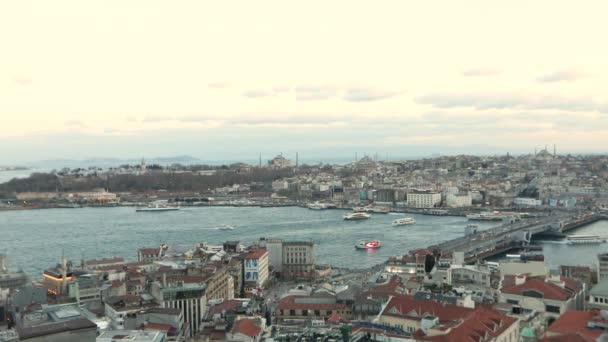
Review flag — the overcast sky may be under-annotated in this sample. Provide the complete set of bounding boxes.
[1,1,608,164]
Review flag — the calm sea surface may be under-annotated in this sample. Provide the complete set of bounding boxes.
[1,206,605,279]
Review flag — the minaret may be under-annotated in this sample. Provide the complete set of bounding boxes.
[553,144,556,157]
[258,153,262,168]
[296,152,299,168]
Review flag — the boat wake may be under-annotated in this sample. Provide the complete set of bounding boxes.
[535,240,567,245]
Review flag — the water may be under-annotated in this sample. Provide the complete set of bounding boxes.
[537,220,608,270]
[0,206,501,278]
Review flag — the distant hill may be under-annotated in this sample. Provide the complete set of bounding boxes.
[27,155,204,169]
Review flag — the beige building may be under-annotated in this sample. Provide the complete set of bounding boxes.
[282,241,315,279]
[406,190,441,208]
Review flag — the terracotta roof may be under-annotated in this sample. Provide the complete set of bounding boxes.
[85,257,125,266]
[232,318,262,337]
[422,308,517,342]
[539,333,594,342]
[143,323,173,332]
[372,275,403,293]
[500,277,579,301]
[278,295,345,311]
[381,294,473,323]
[245,249,268,259]
[546,310,603,341]
[208,299,244,316]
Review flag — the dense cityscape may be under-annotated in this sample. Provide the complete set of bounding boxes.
[1,150,608,341]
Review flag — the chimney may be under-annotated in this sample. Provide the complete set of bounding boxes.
[162,273,167,287]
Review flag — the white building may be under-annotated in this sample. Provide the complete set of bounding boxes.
[271,180,289,191]
[407,190,442,208]
[243,249,269,293]
[446,193,472,207]
[514,197,542,206]
[262,239,283,273]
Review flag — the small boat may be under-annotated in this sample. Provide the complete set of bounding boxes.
[307,202,328,210]
[343,212,372,220]
[217,224,235,230]
[136,201,180,212]
[352,206,367,212]
[392,217,415,226]
[355,240,381,249]
[566,235,607,244]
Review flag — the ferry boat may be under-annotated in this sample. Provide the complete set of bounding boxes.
[307,202,328,210]
[136,201,180,212]
[343,212,372,220]
[466,211,505,221]
[355,240,381,249]
[368,206,391,214]
[392,217,416,226]
[566,235,607,245]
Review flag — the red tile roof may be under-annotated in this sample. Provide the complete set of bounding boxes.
[85,257,125,266]
[501,277,579,301]
[546,310,603,341]
[208,300,245,316]
[381,294,473,323]
[422,308,517,342]
[143,323,173,332]
[232,318,262,338]
[539,333,594,342]
[245,249,268,259]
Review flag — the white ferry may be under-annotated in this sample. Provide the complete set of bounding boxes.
[136,201,180,212]
[217,224,235,230]
[355,240,381,249]
[392,217,416,226]
[466,211,505,221]
[343,212,372,220]
[307,202,328,210]
[566,235,607,245]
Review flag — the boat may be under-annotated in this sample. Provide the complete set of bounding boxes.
[136,201,180,212]
[217,224,235,230]
[466,211,506,221]
[566,235,607,244]
[392,217,416,226]
[343,212,372,220]
[359,205,390,214]
[355,240,381,249]
[307,202,329,210]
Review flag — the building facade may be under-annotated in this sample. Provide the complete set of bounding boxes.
[407,190,442,208]
[243,250,269,293]
[282,241,315,279]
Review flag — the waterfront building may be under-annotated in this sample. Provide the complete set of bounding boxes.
[83,257,125,270]
[0,254,28,290]
[282,241,315,279]
[138,245,168,263]
[97,330,166,342]
[445,193,472,207]
[514,197,542,207]
[150,276,207,337]
[406,190,442,208]
[243,249,269,293]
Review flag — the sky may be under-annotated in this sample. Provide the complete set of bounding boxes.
[1,1,608,164]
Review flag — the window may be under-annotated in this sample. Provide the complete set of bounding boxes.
[506,299,519,305]
[289,310,295,316]
[545,305,561,313]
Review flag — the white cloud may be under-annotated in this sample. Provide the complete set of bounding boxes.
[536,68,588,83]
[461,68,503,77]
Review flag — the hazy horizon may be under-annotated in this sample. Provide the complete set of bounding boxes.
[2,1,608,163]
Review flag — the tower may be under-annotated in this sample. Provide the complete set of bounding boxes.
[553,144,556,157]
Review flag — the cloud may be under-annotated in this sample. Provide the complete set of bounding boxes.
[13,76,32,86]
[415,92,608,113]
[295,85,338,101]
[461,68,503,77]
[65,120,85,127]
[241,89,277,98]
[142,115,174,122]
[536,68,588,83]
[342,87,403,102]
[208,81,230,88]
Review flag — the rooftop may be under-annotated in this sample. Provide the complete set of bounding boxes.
[244,249,268,259]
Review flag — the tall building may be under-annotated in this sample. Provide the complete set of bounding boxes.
[243,250,269,294]
[282,241,315,279]
[598,253,608,281]
[150,276,207,337]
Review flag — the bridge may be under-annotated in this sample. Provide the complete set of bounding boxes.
[428,211,608,264]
